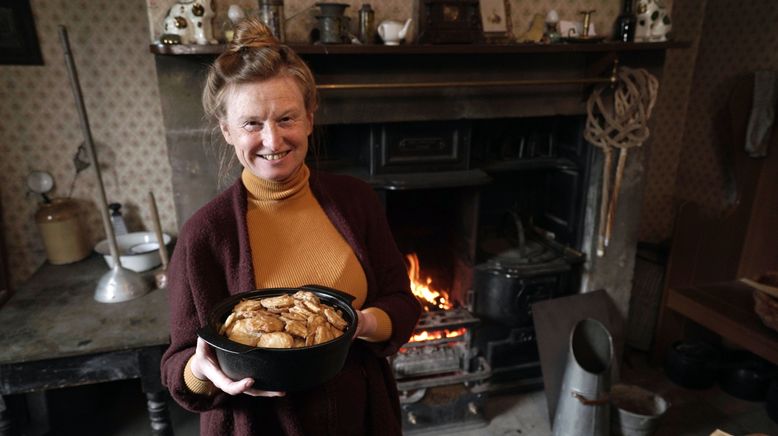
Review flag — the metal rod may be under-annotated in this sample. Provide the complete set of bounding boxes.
[316,76,614,91]
[59,26,121,267]
[148,191,169,269]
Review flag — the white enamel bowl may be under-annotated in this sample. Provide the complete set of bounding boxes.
[95,231,172,272]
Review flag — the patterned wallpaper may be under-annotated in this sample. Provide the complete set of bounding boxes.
[0,0,176,286]
[674,1,778,215]
[641,0,778,243]
[638,0,705,243]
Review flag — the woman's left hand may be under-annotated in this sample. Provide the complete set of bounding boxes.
[354,309,377,339]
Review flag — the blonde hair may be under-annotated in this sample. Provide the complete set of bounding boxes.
[202,18,318,183]
[203,18,318,119]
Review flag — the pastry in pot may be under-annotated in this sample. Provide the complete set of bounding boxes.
[219,291,347,349]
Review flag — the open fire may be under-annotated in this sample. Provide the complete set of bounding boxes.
[410,328,466,342]
[406,253,453,312]
[399,252,473,350]
[404,253,467,343]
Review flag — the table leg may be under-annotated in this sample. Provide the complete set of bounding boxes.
[0,395,11,436]
[145,391,172,436]
[139,346,173,436]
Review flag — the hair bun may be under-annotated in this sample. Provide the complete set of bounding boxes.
[231,17,280,52]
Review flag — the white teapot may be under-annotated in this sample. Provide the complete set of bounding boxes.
[377,19,412,45]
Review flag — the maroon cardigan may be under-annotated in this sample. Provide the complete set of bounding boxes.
[160,170,421,435]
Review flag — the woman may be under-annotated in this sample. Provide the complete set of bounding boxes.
[160,18,421,436]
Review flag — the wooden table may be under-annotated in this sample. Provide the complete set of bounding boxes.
[664,281,778,364]
[0,255,172,435]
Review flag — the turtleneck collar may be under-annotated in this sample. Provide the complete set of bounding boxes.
[242,164,310,202]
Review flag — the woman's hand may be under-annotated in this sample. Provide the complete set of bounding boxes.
[354,309,377,339]
[190,337,285,397]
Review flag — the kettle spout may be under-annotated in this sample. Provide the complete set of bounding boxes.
[399,18,413,40]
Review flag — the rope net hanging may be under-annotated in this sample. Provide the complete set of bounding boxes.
[584,66,659,257]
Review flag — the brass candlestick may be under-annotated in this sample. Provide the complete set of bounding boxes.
[579,10,596,37]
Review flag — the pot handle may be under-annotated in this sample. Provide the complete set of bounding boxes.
[299,284,356,304]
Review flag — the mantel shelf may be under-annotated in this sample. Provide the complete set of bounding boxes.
[149,40,689,56]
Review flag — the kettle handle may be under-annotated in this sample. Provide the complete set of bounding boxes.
[377,22,385,39]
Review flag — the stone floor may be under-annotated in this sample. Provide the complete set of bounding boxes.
[8,349,778,435]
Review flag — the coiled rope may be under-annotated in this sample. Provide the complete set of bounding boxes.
[584,66,659,256]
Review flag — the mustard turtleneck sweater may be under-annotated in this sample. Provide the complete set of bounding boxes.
[184,165,394,394]
[242,164,392,340]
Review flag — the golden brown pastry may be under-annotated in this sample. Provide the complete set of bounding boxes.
[219,291,348,349]
[257,332,294,348]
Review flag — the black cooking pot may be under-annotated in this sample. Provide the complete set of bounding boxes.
[663,340,721,389]
[197,285,357,392]
[717,350,777,402]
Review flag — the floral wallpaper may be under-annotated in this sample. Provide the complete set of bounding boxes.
[640,0,778,244]
[0,0,176,286]
[674,1,778,216]
[638,0,705,243]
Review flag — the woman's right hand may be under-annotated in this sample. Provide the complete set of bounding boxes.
[190,337,285,397]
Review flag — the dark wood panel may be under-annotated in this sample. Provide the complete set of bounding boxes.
[0,351,141,395]
[666,282,778,365]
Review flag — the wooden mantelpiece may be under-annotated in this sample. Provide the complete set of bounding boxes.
[149,41,688,56]
[152,41,686,126]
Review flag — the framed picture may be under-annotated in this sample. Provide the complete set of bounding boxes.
[418,0,484,44]
[0,0,44,65]
[479,0,513,42]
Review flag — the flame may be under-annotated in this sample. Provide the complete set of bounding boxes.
[406,253,453,312]
[409,327,467,343]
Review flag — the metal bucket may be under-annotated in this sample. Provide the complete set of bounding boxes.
[553,318,614,436]
[611,384,669,436]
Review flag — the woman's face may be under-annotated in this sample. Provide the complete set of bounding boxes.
[219,75,313,182]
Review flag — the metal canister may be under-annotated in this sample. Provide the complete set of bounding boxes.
[35,198,91,265]
[358,4,375,44]
[553,318,613,436]
[258,0,285,42]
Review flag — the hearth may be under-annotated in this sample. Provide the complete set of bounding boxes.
[393,308,490,432]
[363,116,591,431]
[391,254,490,433]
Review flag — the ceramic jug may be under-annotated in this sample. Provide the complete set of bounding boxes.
[377,18,412,45]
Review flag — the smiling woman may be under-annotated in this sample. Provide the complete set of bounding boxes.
[160,16,421,436]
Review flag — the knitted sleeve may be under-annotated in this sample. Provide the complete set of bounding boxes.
[159,214,232,412]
